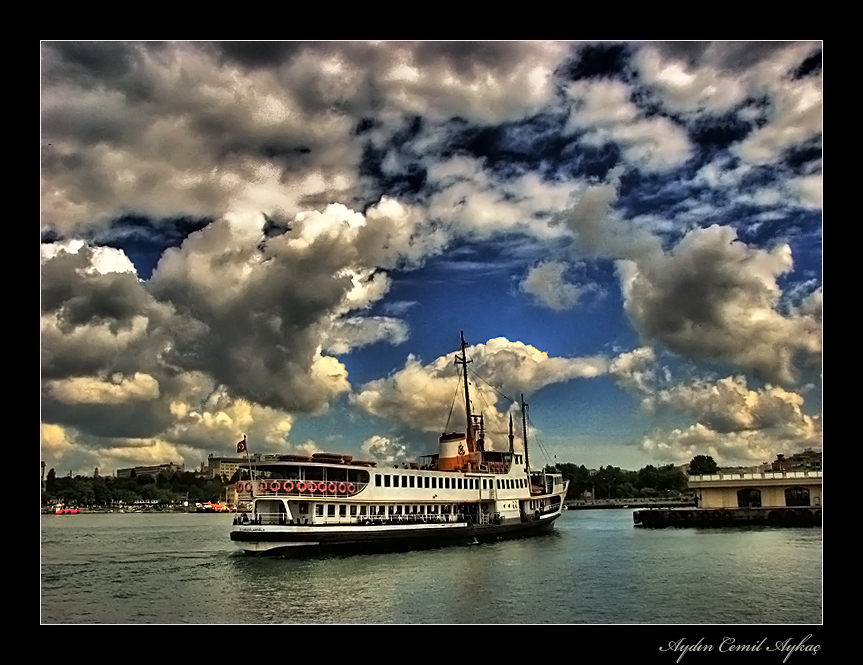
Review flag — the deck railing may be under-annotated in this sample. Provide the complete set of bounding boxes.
[234,512,470,527]
[689,471,822,482]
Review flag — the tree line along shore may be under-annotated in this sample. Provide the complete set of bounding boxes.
[42,458,715,509]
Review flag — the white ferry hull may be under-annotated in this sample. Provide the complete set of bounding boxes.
[231,510,562,555]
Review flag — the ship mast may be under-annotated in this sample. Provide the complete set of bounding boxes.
[521,394,530,472]
[456,331,474,452]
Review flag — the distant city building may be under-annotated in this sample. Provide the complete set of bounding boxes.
[716,450,823,475]
[115,462,184,479]
[204,453,278,480]
[206,454,244,481]
[770,450,822,473]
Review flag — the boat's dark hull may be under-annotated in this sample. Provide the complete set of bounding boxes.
[231,513,561,555]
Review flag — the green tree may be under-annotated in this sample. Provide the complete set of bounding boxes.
[688,455,719,475]
[93,477,112,506]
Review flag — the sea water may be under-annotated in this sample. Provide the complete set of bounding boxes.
[40,509,822,624]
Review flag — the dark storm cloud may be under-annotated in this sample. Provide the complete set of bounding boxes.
[412,41,530,76]
[688,111,756,153]
[792,50,822,79]
[146,222,358,412]
[41,396,172,440]
[645,42,711,67]
[210,41,306,68]
[563,42,635,82]
[42,41,160,103]
[710,42,797,73]
[40,248,171,383]
[619,225,820,386]
[782,136,823,175]
[649,41,797,73]
[43,41,140,84]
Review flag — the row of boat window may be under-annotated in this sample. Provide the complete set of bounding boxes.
[299,503,461,518]
[374,474,527,491]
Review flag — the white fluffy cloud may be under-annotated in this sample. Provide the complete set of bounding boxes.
[647,375,818,436]
[361,434,410,466]
[352,337,607,449]
[46,373,161,405]
[565,79,692,170]
[736,76,822,166]
[609,347,657,394]
[520,261,584,311]
[426,156,575,240]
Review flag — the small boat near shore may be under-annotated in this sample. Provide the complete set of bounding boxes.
[43,504,80,515]
[196,501,236,513]
[230,333,569,555]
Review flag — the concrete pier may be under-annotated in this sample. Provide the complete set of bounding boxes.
[633,506,822,527]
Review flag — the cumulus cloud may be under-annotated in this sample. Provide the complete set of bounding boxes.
[324,317,409,355]
[792,173,823,210]
[41,42,573,235]
[553,172,662,261]
[622,368,821,466]
[617,225,820,386]
[352,337,607,449]
[640,414,821,467]
[40,193,434,470]
[609,347,657,394]
[361,434,410,466]
[636,42,819,114]
[46,373,161,405]
[520,261,584,311]
[565,79,692,170]
[426,156,575,239]
[736,76,822,166]
[40,42,821,475]
[649,375,817,434]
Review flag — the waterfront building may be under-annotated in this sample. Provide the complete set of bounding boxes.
[689,463,822,509]
[115,462,185,479]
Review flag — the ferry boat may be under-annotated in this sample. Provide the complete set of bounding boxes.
[230,333,569,555]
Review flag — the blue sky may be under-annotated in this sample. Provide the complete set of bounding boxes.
[41,41,822,475]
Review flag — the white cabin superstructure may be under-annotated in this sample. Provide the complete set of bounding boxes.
[230,333,568,554]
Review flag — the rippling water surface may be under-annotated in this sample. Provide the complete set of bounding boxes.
[41,510,822,624]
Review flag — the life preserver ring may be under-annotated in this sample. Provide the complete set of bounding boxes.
[347,483,355,494]
[327,482,337,494]
[338,482,347,494]
[297,481,306,492]
[258,481,269,492]
[270,481,281,492]
[283,481,294,492]
[315,482,325,493]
